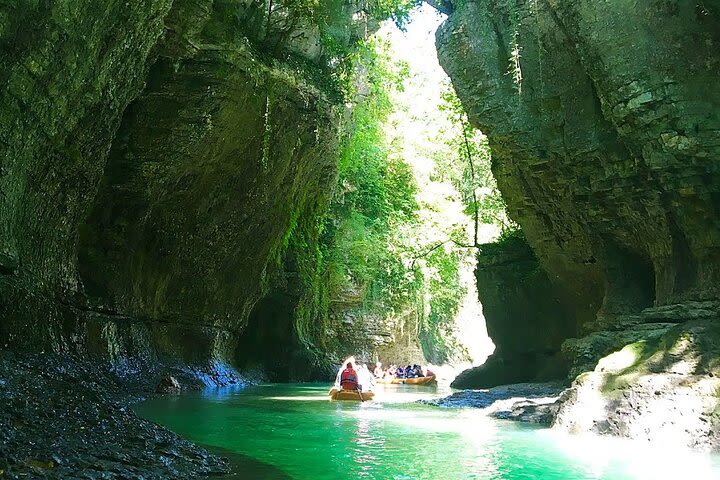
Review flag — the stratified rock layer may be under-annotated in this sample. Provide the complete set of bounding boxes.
[437,0,720,449]
[0,0,175,349]
[555,314,720,452]
[78,8,342,363]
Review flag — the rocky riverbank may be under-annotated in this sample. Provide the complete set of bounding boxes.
[426,382,567,425]
[436,314,720,451]
[0,351,246,479]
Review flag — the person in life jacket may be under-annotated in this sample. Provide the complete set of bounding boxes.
[373,362,383,378]
[334,356,355,386]
[340,362,361,391]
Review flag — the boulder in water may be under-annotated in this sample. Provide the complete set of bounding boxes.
[156,376,181,394]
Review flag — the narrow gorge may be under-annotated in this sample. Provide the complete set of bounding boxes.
[1,0,719,478]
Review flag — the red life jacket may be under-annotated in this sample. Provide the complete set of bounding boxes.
[340,368,359,390]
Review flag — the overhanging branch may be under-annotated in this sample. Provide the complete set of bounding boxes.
[410,237,478,270]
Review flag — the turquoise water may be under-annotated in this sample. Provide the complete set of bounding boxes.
[136,384,720,480]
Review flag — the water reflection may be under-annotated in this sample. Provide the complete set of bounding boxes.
[546,429,720,480]
[200,385,246,400]
[265,396,329,401]
[353,416,382,477]
[137,384,720,480]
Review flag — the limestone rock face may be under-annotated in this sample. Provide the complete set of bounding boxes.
[554,316,720,452]
[77,3,342,362]
[437,0,720,321]
[0,0,364,370]
[437,0,720,447]
[232,0,378,63]
[452,234,574,388]
[0,0,175,348]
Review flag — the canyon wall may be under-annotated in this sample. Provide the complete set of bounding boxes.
[0,0,384,380]
[437,0,720,449]
[0,0,174,351]
[452,233,574,388]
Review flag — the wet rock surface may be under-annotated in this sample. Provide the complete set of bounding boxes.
[427,382,566,425]
[0,0,386,376]
[156,376,181,394]
[0,351,233,479]
[0,0,415,390]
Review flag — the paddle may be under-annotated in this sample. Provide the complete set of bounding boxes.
[356,387,365,402]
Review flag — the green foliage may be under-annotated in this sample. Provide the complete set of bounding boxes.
[435,83,518,235]
[411,84,520,363]
[321,37,418,320]
[252,0,420,102]
[318,45,514,365]
[419,246,467,363]
[272,0,420,60]
[494,226,526,247]
[367,0,422,29]
[282,22,517,366]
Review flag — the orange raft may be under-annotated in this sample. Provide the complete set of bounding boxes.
[328,387,375,401]
[377,375,436,385]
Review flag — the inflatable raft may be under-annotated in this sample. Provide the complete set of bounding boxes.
[377,375,436,385]
[328,387,375,401]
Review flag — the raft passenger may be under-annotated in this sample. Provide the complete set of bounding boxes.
[340,362,361,391]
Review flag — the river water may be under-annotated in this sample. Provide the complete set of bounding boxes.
[136,383,720,480]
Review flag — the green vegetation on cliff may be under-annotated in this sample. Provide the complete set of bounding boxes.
[282,12,513,366]
[323,38,417,322]
[0,0,498,376]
